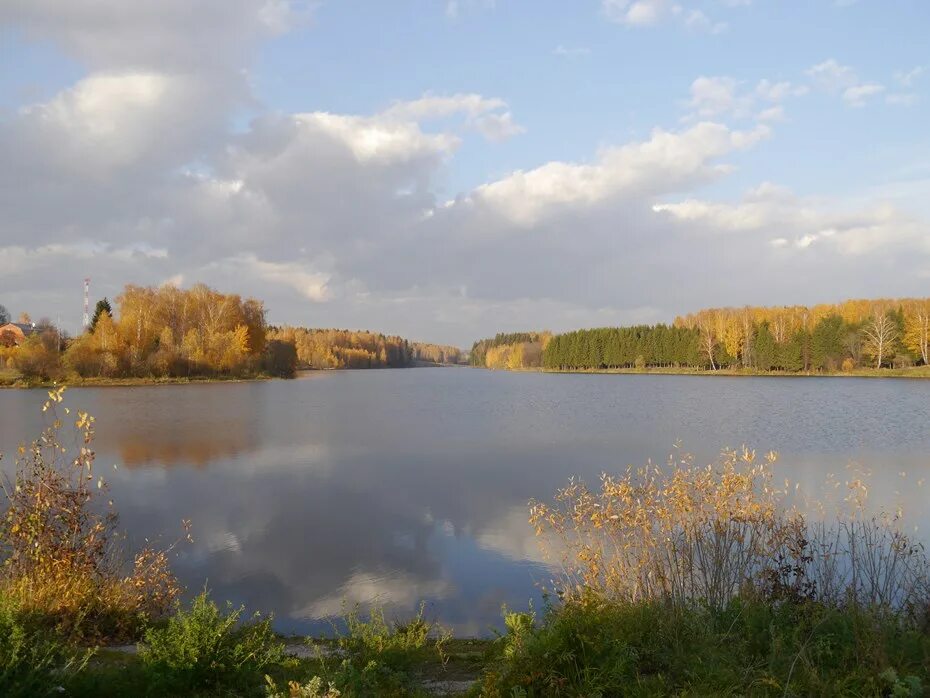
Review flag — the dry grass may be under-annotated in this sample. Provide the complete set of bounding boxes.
[531,447,930,618]
[0,387,185,642]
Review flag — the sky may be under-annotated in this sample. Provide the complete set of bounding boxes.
[1,1,929,347]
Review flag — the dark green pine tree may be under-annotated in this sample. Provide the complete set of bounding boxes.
[88,298,112,333]
[777,330,806,372]
[811,315,846,371]
[754,322,777,371]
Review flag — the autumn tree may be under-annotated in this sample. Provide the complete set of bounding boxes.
[904,299,930,365]
[61,283,267,378]
[698,316,718,370]
[861,311,898,369]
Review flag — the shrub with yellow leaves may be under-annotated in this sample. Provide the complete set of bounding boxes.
[0,386,184,642]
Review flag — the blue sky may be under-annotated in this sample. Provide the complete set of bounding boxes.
[251,1,929,197]
[1,1,929,344]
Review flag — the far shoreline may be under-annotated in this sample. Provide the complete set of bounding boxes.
[0,363,466,389]
[4,363,930,389]
[478,365,930,380]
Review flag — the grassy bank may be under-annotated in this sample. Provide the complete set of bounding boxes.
[0,369,275,389]
[9,593,930,696]
[501,364,930,379]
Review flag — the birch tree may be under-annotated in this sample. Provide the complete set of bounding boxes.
[861,311,898,369]
[904,300,930,365]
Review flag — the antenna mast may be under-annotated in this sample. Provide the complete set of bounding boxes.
[83,278,91,329]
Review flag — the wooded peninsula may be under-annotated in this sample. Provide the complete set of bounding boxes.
[0,284,462,386]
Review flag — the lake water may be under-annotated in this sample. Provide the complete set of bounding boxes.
[1,369,929,636]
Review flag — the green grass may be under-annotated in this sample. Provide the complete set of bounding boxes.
[57,597,479,697]
[0,595,91,698]
[8,594,930,696]
[474,597,930,697]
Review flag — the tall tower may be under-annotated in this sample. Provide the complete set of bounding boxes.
[83,278,91,329]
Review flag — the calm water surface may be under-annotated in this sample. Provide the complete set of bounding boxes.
[1,369,929,635]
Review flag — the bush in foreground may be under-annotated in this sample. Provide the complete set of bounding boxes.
[284,603,451,697]
[140,591,286,694]
[0,388,181,642]
[0,594,91,698]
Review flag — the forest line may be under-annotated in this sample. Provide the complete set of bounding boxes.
[0,284,463,385]
[469,298,930,374]
[6,290,930,384]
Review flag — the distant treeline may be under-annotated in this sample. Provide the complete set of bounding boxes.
[267,326,463,369]
[472,298,930,372]
[468,332,552,369]
[544,326,701,370]
[1,286,464,384]
[0,285,292,381]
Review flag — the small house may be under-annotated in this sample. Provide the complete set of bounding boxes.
[0,322,38,347]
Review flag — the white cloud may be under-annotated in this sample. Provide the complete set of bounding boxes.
[682,8,727,33]
[466,122,770,225]
[806,59,859,93]
[688,76,742,117]
[807,59,892,108]
[0,0,307,71]
[843,83,885,107]
[380,93,524,142]
[295,112,460,163]
[684,76,806,122]
[755,79,808,102]
[655,184,929,256]
[474,111,526,142]
[604,0,670,25]
[553,45,592,58]
[382,94,507,122]
[16,71,227,175]
[894,66,925,88]
[444,0,496,20]
[756,105,785,122]
[602,0,725,32]
[214,254,332,302]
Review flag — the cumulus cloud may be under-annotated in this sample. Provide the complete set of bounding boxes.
[807,59,892,108]
[0,0,308,71]
[602,0,726,32]
[654,184,930,256]
[381,93,524,142]
[14,71,233,175]
[465,122,770,226]
[755,79,808,102]
[806,59,859,93]
[843,83,885,107]
[684,76,806,122]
